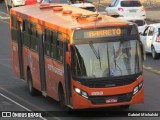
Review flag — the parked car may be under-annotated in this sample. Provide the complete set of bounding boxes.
[7,0,25,7]
[140,23,160,59]
[118,17,147,33]
[105,0,146,19]
[71,2,97,12]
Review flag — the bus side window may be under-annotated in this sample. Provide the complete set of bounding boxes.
[22,20,30,47]
[30,23,38,51]
[50,30,58,59]
[44,28,51,56]
[57,32,63,62]
[11,15,18,42]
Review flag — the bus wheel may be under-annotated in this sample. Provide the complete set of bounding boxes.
[58,86,65,109]
[120,105,130,109]
[27,70,36,96]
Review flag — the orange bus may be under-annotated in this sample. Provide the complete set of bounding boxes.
[10,4,145,109]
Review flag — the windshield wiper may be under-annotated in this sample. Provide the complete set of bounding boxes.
[89,41,102,69]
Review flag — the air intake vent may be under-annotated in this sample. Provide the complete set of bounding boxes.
[53,7,63,12]
[72,13,83,19]
[76,14,102,22]
[62,10,72,15]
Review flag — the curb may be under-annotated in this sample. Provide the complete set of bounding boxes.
[143,65,160,75]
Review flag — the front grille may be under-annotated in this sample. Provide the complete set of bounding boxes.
[81,74,141,88]
[89,93,132,104]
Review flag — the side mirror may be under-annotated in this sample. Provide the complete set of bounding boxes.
[66,51,71,65]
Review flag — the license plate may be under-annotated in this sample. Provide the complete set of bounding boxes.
[106,98,118,103]
[129,10,137,12]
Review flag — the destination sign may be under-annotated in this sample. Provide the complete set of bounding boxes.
[73,26,137,41]
[84,28,122,38]
[73,27,132,40]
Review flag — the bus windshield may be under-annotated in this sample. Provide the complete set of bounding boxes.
[71,40,142,78]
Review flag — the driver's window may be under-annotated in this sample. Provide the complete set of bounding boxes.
[143,26,149,36]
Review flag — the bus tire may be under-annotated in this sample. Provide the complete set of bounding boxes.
[27,70,36,96]
[120,105,130,109]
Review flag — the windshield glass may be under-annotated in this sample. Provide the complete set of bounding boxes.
[71,40,142,78]
[129,20,145,26]
[121,1,142,7]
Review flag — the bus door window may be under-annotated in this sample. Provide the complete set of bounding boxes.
[11,15,18,42]
[30,23,38,51]
[57,32,63,63]
[44,29,51,57]
[50,30,58,59]
[22,20,30,47]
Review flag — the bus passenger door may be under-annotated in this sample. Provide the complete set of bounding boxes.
[39,30,46,95]
[64,42,72,106]
[17,20,24,79]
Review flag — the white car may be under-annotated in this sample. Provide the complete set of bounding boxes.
[117,17,147,33]
[140,24,160,59]
[71,2,97,12]
[105,0,146,19]
[7,0,25,7]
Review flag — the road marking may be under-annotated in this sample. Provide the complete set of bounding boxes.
[0,16,10,19]
[0,11,10,23]
[0,92,47,120]
[0,88,62,120]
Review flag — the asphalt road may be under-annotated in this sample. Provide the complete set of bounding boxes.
[0,2,160,120]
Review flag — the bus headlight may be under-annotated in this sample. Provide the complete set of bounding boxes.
[133,82,143,95]
[133,86,139,95]
[75,88,81,94]
[74,87,88,99]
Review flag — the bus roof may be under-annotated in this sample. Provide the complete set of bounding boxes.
[11,4,129,31]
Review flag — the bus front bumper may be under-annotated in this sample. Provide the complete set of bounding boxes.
[72,86,144,109]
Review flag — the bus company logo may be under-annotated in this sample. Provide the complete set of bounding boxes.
[2,112,11,117]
